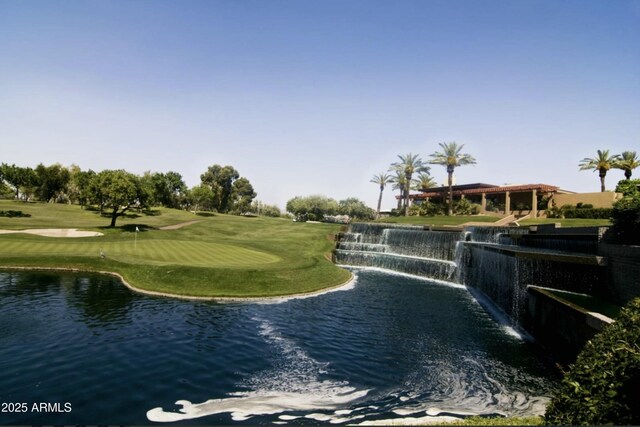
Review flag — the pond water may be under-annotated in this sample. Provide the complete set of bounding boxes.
[0,270,555,425]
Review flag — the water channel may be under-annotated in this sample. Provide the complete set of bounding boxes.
[0,270,555,424]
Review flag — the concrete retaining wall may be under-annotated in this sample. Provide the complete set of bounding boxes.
[526,286,613,364]
[599,243,640,305]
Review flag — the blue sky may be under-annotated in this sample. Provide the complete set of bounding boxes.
[1,0,639,210]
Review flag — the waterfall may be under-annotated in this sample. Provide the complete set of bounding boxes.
[334,223,460,281]
[335,223,610,332]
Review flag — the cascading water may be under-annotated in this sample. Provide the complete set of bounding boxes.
[334,224,462,281]
[335,223,610,332]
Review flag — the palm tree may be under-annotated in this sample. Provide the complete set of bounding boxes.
[370,172,392,218]
[614,151,640,180]
[578,150,621,192]
[414,172,437,191]
[389,170,407,211]
[428,142,476,215]
[390,153,430,216]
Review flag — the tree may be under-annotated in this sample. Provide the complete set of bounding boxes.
[286,195,339,221]
[338,197,375,220]
[0,163,37,200]
[389,170,407,211]
[90,170,147,227]
[579,149,621,192]
[35,163,71,202]
[231,177,257,213]
[146,171,187,208]
[200,165,240,212]
[614,151,640,180]
[370,172,392,218]
[414,172,437,191]
[68,166,96,208]
[188,184,215,212]
[390,153,430,216]
[429,142,476,215]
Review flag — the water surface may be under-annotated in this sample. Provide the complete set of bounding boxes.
[0,270,555,425]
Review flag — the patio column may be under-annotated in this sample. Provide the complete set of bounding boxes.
[481,193,486,213]
[531,189,538,218]
[505,191,511,215]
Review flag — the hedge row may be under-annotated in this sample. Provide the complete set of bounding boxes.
[562,208,612,219]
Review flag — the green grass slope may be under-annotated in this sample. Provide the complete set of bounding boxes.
[0,201,351,298]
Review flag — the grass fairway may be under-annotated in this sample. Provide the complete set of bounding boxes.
[0,200,351,298]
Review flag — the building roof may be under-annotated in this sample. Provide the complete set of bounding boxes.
[412,183,563,199]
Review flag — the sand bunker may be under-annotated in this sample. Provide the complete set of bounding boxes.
[0,228,103,238]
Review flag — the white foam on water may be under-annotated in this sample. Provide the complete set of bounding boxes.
[338,266,467,290]
[147,317,369,423]
[250,274,358,305]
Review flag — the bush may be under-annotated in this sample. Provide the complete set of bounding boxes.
[611,194,640,244]
[545,298,640,425]
[615,179,640,197]
[563,207,613,219]
[454,198,480,215]
[0,210,31,218]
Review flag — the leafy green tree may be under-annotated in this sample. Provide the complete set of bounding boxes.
[286,195,339,221]
[35,163,71,202]
[429,142,477,215]
[614,151,640,180]
[200,165,240,212]
[231,177,257,213]
[370,172,392,219]
[338,197,375,220]
[188,184,216,212]
[390,153,430,216]
[579,149,621,192]
[90,170,148,227]
[148,171,187,208]
[67,165,96,207]
[0,163,37,200]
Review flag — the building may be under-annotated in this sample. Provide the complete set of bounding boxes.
[405,182,621,217]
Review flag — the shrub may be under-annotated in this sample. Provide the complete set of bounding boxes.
[563,207,613,219]
[611,194,640,244]
[454,198,480,215]
[544,297,640,425]
[615,179,640,197]
[0,210,31,218]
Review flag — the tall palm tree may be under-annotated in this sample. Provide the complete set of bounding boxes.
[370,172,392,218]
[614,151,640,180]
[389,170,407,211]
[428,142,476,215]
[578,149,621,192]
[390,153,430,216]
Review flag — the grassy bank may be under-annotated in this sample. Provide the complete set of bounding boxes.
[0,201,351,298]
[374,215,500,225]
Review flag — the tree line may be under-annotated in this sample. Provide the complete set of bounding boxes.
[0,162,257,226]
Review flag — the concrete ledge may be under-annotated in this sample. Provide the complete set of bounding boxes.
[526,286,614,364]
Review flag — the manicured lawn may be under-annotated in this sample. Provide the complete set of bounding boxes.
[519,218,612,227]
[375,215,501,226]
[0,201,351,298]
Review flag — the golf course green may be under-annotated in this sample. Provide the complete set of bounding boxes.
[0,201,351,298]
